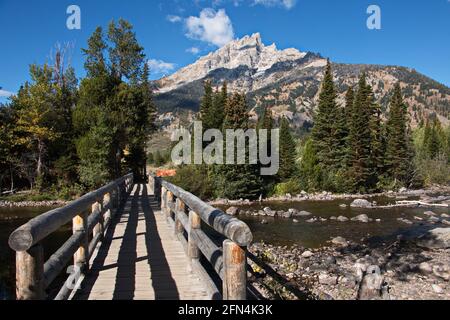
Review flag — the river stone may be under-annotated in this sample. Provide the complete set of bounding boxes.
[441,213,450,218]
[432,263,450,281]
[306,218,316,223]
[288,208,298,214]
[424,211,436,216]
[261,219,268,225]
[418,262,433,274]
[281,211,292,218]
[416,227,450,249]
[350,199,372,208]
[226,206,240,216]
[293,219,299,223]
[331,236,348,246]
[301,250,314,258]
[351,214,370,223]
[397,217,413,224]
[339,204,347,208]
[296,210,312,217]
[399,187,408,193]
[432,284,444,294]
[337,215,349,222]
[318,273,338,286]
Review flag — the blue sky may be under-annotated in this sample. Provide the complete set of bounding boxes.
[1,0,449,103]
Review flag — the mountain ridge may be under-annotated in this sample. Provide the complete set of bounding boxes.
[153,33,450,132]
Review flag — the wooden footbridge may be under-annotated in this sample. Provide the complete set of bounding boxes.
[8,173,258,300]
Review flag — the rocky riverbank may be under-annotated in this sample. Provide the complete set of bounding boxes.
[209,185,450,207]
[0,200,67,208]
[247,227,450,300]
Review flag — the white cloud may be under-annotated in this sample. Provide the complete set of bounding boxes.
[186,47,201,55]
[185,8,234,47]
[147,59,176,75]
[253,0,297,9]
[167,15,182,23]
[0,89,13,97]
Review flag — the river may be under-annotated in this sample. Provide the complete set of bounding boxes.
[217,196,449,248]
[0,196,448,299]
[0,206,71,300]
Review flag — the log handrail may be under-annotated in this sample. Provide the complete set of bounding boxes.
[9,173,134,300]
[149,173,252,300]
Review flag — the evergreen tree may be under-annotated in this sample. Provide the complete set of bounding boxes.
[210,82,227,130]
[199,80,214,130]
[348,74,373,192]
[216,93,263,200]
[278,117,297,181]
[385,83,414,187]
[311,60,340,169]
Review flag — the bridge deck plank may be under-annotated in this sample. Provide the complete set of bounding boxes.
[75,183,209,300]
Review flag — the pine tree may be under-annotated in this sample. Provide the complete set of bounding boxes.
[385,83,414,187]
[348,74,373,192]
[199,80,214,130]
[311,60,340,169]
[278,117,297,181]
[210,82,227,130]
[216,93,263,200]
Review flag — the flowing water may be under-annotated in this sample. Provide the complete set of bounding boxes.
[218,196,449,248]
[0,195,448,299]
[0,206,70,300]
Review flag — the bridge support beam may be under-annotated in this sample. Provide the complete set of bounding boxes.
[73,211,89,272]
[188,210,201,260]
[223,240,247,300]
[16,244,45,300]
[175,198,185,236]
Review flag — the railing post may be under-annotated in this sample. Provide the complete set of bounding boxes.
[92,201,103,241]
[16,244,45,300]
[161,186,167,214]
[103,192,111,226]
[73,211,89,272]
[223,240,247,300]
[188,210,200,260]
[166,191,173,220]
[174,198,185,236]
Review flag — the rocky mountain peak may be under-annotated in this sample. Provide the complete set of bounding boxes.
[156,33,307,93]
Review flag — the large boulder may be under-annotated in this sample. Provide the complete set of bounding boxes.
[226,206,240,216]
[331,236,348,246]
[416,227,450,249]
[351,214,370,223]
[350,199,373,208]
[337,215,349,222]
[295,210,312,217]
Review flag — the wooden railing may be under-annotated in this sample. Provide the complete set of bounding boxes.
[148,174,253,300]
[8,173,134,300]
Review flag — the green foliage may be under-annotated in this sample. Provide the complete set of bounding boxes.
[166,165,214,200]
[384,83,414,188]
[278,117,297,181]
[272,179,302,196]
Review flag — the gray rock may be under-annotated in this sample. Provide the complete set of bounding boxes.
[339,203,347,208]
[331,236,348,246]
[414,216,423,221]
[301,250,314,258]
[432,284,444,294]
[428,216,440,223]
[226,206,240,216]
[399,187,407,193]
[351,214,370,223]
[397,217,413,224]
[318,273,338,286]
[424,211,436,216]
[293,219,299,223]
[288,208,298,214]
[306,218,316,223]
[441,213,450,218]
[350,199,372,208]
[281,211,292,218]
[337,215,349,222]
[330,216,337,220]
[416,227,450,249]
[261,219,268,225]
[418,262,433,274]
[357,265,385,300]
[432,263,450,281]
[296,210,312,217]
